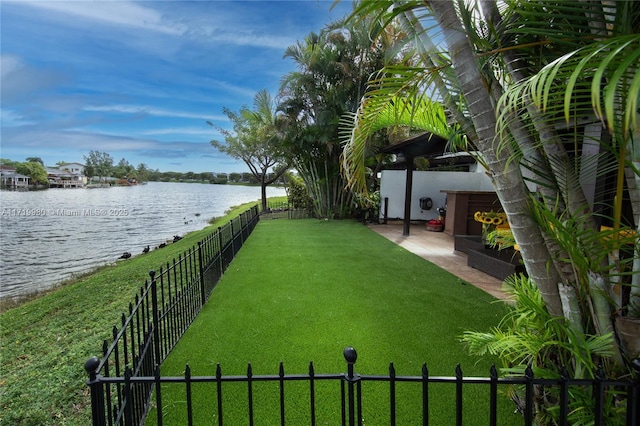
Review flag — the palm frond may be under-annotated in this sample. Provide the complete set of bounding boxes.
[340,79,458,194]
[500,35,640,139]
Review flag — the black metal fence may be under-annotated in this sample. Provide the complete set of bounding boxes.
[262,200,312,219]
[84,205,260,426]
[86,346,639,426]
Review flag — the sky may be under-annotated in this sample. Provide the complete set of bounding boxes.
[0,0,353,173]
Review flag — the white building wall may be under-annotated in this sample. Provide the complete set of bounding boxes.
[379,169,494,221]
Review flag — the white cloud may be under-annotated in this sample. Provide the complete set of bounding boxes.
[188,27,295,50]
[84,104,224,121]
[0,109,34,127]
[0,55,23,79]
[141,127,218,137]
[12,0,184,35]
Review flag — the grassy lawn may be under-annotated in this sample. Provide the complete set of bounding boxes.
[151,219,521,425]
[0,199,271,426]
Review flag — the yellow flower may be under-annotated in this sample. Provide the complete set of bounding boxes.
[474,211,507,226]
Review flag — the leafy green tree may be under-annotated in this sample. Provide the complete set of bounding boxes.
[16,161,48,185]
[136,163,149,182]
[161,171,180,181]
[84,151,113,182]
[341,0,639,422]
[0,158,20,167]
[242,172,257,183]
[284,172,313,212]
[112,158,137,180]
[229,172,242,183]
[211,90,289,211]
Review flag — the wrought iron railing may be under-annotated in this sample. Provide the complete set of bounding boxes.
[86,347,640,426]
[84,206,260,425]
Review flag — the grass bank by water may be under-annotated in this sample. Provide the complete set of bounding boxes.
[0,200,267,425]
[150,219,518,425]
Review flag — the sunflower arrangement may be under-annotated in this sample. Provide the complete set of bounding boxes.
[473,210,508,226]
[473,211,516,249]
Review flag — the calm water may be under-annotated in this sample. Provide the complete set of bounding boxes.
[0,182,286,299]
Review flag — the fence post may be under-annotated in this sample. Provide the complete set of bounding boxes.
[85,356,106,426]
[240,211,246,241]
[489,364,497,426]
[217,227,223,272]
[124,366,133,425]
[150,270,161,366]
[389,362,396,426]
[455,364,462,426]
[197,241,205,306]
[594,365,605,426]
[230,220,235,256]
[344,347,358,426]
[524,365,533,426]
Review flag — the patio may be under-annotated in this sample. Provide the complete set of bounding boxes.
[368,221,509,301]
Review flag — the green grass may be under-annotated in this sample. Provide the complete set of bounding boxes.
[150,220,522,425]
[0,200,265,426]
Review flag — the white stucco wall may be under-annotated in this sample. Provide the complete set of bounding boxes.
[379,169,494,221]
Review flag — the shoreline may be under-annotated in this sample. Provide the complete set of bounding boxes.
[0,217,218,308]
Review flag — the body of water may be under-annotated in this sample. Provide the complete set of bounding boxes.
[0,182,286,299]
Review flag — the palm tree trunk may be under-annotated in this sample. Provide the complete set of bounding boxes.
[478,0,623,365]
[630,129,640,315]
[430,0,564,317]
[480,0,589,330]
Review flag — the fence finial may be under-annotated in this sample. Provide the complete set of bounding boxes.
[84,356,100,376]
[344,347,357,364]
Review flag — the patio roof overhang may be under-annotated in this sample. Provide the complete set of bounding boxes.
[381,131,449,159]
[382,132,449,236]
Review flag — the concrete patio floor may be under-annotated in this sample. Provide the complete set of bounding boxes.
[367,221,510,301]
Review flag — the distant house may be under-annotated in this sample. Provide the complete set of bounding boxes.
[58,162,85,175]
[0,165,30,189]
[47,163,87,188]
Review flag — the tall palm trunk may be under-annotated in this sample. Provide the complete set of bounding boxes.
[430,0,564,316]
[295,157,352,219]
[631,127,640,315]
[477,0,620,345]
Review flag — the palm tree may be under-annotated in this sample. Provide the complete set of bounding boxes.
[25,157,44,166]
[279,15,396,218]
[341,0,639,422]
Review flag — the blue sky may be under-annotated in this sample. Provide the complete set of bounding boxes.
[1,0,353,173]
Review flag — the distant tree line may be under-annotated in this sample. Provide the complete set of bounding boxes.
[82,150,277,184]
[1,152,269,187]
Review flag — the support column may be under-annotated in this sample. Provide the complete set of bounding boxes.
[403,155,415,236]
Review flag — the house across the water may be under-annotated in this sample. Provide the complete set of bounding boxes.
[47,163,87,188]
[0,166,30,190]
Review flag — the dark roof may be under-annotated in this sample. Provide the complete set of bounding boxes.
[381,132,449,158]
